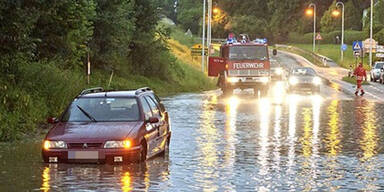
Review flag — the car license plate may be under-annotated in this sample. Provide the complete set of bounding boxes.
[68,151,99,159]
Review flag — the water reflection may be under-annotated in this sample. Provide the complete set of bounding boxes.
[3,92,384,191]
[40,167,50,192]
[121,171,132,192]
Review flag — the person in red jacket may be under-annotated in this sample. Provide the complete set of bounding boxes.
[353,63,367,96]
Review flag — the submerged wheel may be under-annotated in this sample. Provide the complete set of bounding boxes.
[139,142,147,162]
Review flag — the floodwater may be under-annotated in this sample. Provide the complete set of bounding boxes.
[1,90,384,191]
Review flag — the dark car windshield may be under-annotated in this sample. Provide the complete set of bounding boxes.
[375,62,384,69]
[229,46,268,60]
[292,68,316,76]
[62,98,139,122]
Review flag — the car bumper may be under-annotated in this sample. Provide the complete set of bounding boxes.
[42,146,142,164]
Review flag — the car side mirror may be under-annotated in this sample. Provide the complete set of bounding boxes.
[273,49,277,56]
[147,117,159,124]
[47,117,58,124]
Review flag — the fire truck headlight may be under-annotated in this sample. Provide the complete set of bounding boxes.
[312,77,322,85]
[289,77,298,85]
[274,68,283,75]
[227,77,238,83]
[260,77,269,83]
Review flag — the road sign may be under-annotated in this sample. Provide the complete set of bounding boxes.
[377,45,384,53]
[352,41,362,51]
[363,38,377,53]
[315,33,323,40]
[341,44,347,51]
[191,44,208,56]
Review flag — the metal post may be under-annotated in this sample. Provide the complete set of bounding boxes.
[336,2,345,62]
[309,3,316,53]
[201,0,206,72]
[206,0,212,71]
[369,0,373,67]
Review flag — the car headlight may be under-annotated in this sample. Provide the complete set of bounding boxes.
[44,140,67,150]
[104,140,132,149]
[274,68,283,75]
[227,77,238,83]
[312,77,322,85]
[289,77,298,85]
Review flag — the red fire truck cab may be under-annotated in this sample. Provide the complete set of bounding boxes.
[208,39,273,96]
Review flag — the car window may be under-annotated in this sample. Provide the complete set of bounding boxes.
[61,98,139,122]
[148,94,165,112]
[375,63,384,69]
[140,97,153,120]
[145,96,161,117]
[292,68,316,76]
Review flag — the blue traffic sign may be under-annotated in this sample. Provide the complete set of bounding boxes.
[341,44,347,51]
[352,41,363,51]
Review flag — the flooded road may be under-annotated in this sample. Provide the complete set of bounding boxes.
[1,90,384,191]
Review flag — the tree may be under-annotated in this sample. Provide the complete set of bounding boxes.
[90,0,135,72]
[320,0,340,33]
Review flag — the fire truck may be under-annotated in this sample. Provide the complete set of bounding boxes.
[208,35,275,96]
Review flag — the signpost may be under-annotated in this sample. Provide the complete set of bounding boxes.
[363,38,377,54]
[341,44,347,51]
[353,41,363,67]
[315,33,322,40]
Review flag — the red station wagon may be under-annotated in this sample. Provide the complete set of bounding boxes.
[42,87,171,164]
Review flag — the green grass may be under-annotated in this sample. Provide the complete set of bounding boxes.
[342,76,370,85]
[290,44,373,70]
[277,46,327,67]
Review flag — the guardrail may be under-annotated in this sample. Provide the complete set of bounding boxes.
[276,44,330,67]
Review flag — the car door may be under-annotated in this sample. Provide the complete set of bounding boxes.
[139,97,158,158]
[145,96,167,152]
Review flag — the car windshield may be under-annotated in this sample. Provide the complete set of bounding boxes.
[62,98,139,122]
[229,46,268,60]
[375,63,384,69]
[292,68,316,76]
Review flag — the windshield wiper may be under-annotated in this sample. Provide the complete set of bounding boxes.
[76,105,97,122]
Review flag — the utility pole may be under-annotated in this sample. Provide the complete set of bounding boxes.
[336,2,345,62]
[307,3,316,53]
[201,0,206,72]
[369,0,373,67]
[206,0,212,71]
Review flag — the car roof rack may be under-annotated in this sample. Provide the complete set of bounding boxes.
[79,87,104,95]
[135,87,153,95]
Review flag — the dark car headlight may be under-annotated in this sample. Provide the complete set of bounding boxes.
[312,77,322,85]
[104,140,132,149]
[44,140,67,150]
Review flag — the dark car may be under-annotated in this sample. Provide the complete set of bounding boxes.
[288,67,321,94]
[42,87,171,164]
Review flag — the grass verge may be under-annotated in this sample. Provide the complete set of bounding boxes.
[290,44,374,70]
[342,76,370,85]
[0,26,216,142]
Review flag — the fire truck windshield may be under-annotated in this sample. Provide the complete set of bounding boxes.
[229,46,268,60]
